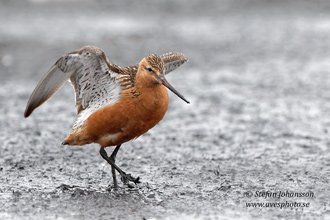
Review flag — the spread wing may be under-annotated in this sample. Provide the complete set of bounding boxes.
[160,52,189,74]
[24,46,123,119]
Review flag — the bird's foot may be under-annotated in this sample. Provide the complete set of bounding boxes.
[120,172,141,188]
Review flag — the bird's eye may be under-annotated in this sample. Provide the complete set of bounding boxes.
[147,67,153,72]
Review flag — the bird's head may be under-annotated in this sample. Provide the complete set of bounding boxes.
[138,54,189,103]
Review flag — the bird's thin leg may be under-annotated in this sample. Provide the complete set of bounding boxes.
[109,145,121,189]
[99,147,140,188]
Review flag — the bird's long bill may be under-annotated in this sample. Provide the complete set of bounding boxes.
[158,75,190,104]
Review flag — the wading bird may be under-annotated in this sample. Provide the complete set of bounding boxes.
[24,46,189,188]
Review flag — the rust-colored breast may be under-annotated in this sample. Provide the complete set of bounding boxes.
[66,84,169,147]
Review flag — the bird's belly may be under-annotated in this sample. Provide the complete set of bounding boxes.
[85,87,169,147]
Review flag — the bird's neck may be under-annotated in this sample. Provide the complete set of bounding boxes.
[135,73,158,89]
[131,76,169,110]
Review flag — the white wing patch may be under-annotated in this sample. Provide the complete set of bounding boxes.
[72,73,121,130]
[65,49,122,130]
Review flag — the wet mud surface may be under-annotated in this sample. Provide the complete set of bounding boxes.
[1,1,330,219]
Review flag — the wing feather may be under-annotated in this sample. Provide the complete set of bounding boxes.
[24,65,74,118]
[160,52,189,74]
[24,46,123,119]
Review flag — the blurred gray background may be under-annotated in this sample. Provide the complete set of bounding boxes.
[1,0,330,219]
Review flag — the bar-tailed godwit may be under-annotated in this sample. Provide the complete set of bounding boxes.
[24,46,189,188]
